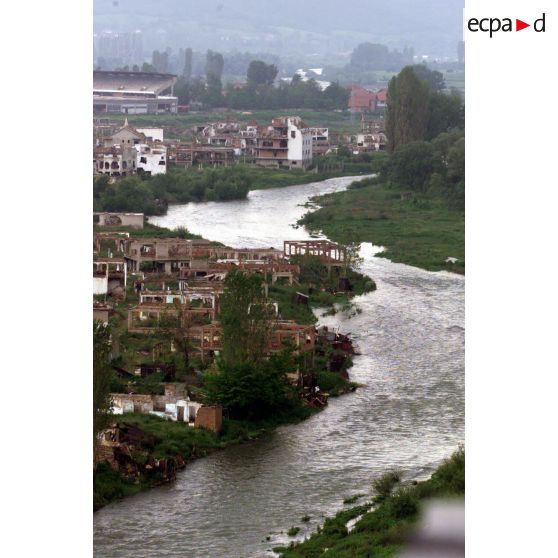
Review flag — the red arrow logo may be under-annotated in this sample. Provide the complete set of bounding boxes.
[516,19,530,31]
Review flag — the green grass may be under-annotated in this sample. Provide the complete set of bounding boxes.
[268,264,375,325]
[279,447,464,558]
[100,109,362,135]
[240,167,357,191]
[301,182,464,274]
[443,70,465,96]
[343,494,365,505]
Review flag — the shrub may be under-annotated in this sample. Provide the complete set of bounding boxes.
[387,489,419,520]
[287,527,301,537]
[372,470,402,503]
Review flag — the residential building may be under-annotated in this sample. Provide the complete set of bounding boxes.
[348,85,376,113]
[136,143,167,175]
[167,143,235,168]
[375,88,388,109]
[102,118,146,147]
[93,145,137,177]
[255,116,313,169]
[310,127,330,156]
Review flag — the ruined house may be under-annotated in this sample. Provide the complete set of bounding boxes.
[284,240,346,274]
[93,145,137,177]
[124,238,201,274]
[255,116,313,170]
[93,257,127,298]
[95,212,144,229]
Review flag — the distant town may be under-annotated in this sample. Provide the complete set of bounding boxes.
[93,70,392,178]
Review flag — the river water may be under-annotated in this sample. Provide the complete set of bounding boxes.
[94,176,464,558]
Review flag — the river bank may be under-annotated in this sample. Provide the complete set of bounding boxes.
[94,165,367,216]
[95,377,358,511]
[94,176,463,558]
[300,178,464,274]
[273,447,464,557]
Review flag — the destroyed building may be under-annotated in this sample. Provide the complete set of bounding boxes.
[255,116,313,169]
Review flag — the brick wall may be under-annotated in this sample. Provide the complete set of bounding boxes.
[194,406,223,433]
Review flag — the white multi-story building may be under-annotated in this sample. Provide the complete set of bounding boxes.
[135,143,167,175]
[255,116,313,169]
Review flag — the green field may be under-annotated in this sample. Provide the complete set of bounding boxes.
[301,182,465,274]
[97,109,365,135]
[443,70,465,96]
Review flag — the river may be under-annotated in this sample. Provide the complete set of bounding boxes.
[94,175,464,558]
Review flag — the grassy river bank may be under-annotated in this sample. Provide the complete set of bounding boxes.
[273,447,465,558]
[301,179,464,274]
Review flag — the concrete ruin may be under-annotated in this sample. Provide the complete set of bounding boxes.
[95,212,144,229]
[111,383,204,424]
[93,257,127,298]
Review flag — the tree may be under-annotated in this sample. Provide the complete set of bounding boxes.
[159,300,196,372]
[350,42,410,71]
[426,92,464,140]
[411,64,445,92]
[343,240,363,277]
[219,269,275,367]
[183,47,192,81]
[386,66,430,152]
[350,43,390,70]
[247,60,278,88]
[205,50,224,81]
[93,321,113,462]
[323,82,349,109]
[141,62,156,73]
[386,141,435,192]
[446,136,465,209]
[205,75,223,106]
[202,350,296,420]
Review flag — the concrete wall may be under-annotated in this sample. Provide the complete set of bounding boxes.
[93,308,111,323]
[287,119,313,168]
[93,276,108,295]
[136,128,164,142]
[136,145,167,175]
[98,212,144,229]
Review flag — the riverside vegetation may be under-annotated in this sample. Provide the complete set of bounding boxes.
[274,447,465,558]
[94,227,374,509]
[301,65,464,274]
[93,165,363,216]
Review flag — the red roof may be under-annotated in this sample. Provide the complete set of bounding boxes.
[348,85,376,111]
[376,88,388,102]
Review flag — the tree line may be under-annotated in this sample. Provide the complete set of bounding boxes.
[93,167,253,215]
[386,65,464,151]
[173,56,348,110]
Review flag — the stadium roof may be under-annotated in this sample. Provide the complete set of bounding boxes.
[93,71,177,96]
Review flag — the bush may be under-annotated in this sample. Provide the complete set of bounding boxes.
[387,489,419,520]
[316,370,347,395]
[287,527,301,537]
[372,470,402,503]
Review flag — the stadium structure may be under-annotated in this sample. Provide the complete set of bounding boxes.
[93,71,178,115]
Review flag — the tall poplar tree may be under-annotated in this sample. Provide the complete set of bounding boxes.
[386,66,430,152]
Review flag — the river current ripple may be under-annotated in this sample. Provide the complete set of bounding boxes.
[94,175,464,558]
